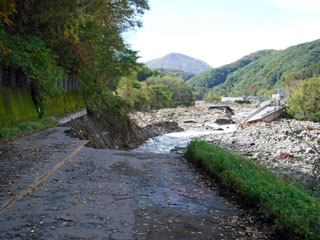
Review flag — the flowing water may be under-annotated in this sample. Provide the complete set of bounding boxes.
[133,124,237,154]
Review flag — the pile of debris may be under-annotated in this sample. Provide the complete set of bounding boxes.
[202,119,320,186]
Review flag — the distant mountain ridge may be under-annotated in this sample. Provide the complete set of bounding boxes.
[146,53,212,74]
[187,50,274,88]
[187,39,320,96]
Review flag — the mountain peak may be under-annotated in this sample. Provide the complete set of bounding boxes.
[146,53,212,74]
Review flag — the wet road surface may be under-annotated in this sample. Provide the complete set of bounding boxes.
[0,126,265,239]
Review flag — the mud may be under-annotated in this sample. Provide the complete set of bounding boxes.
[0,126,271,239]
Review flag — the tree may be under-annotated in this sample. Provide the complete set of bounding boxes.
[204,90,220,102]
[1,0,150,130]
[192,86,208,100]
[7,0,148,78]
[146,75,195,107]
[0,0,16,26]
[149,84,172,109]
[0,0,16,54]
[287,77,320,122]
[137,67,153,81]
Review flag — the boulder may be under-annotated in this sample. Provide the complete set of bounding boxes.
[215,118,235,125]
[254,152,263,158]
[305,148,315,154]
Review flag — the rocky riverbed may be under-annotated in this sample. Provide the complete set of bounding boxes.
[207,119,320,187]
[130,101,320,189]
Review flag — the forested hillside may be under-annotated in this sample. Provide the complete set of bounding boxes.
[187,50,274,88]
[146,53,212,74]
[188,39,320,98]
[157,69,195,81]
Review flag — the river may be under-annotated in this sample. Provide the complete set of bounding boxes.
[133,124,237,154]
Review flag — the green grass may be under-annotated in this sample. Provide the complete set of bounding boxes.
[185,140,320,240]
[0,116,57,140]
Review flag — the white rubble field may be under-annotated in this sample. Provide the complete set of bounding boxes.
[129,102,320,186]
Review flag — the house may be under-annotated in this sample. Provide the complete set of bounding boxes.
[221,97,244,103]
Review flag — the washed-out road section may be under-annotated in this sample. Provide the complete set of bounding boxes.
[0,126,260,239]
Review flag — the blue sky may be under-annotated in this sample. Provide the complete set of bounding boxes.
[126,0,320,67]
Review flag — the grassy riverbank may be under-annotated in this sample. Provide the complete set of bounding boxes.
[0,117,57,140]
[185,140,320,240]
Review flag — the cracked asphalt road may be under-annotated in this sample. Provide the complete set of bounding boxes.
[0,126,269,239]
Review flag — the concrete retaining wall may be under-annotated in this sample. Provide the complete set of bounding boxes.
[0,87,85,127]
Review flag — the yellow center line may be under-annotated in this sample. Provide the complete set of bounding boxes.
[0,141,88,215]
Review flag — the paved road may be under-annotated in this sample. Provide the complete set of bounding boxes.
[58,108,87,125]
[0,126,266,239]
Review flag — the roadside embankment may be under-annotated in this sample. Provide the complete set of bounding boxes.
[68,114,182,150]
[185,140,320,240]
